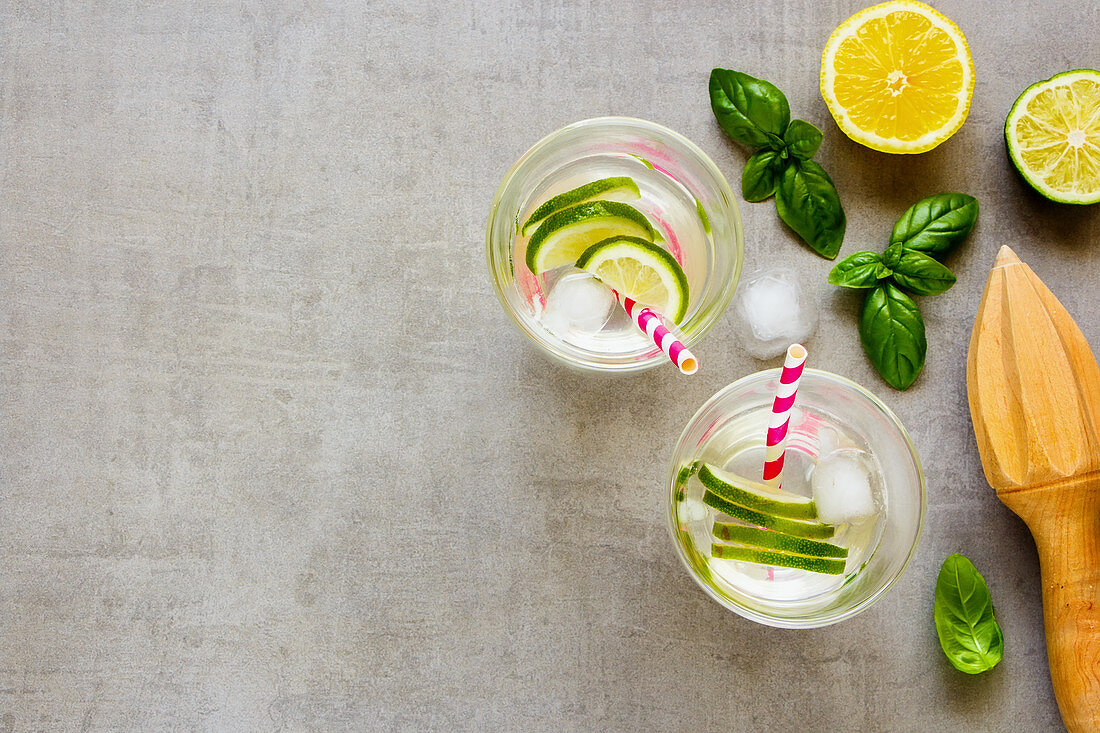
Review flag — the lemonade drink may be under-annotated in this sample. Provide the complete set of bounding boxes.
[513,156,711,354]
[668,370,925,627]
[674,404,886,601]
[487,117,742,374]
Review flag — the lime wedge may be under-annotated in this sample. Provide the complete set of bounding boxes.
[575,236,689,323]
[698,463,817,520]
[710,543,845,575]
[1006,69,1100,205]
[525,201,656,275]
[521,177,641,236]
[702,489,834,540]
[712,522,847,558]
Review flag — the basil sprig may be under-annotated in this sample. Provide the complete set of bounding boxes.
[828,193,978,389]
[709,68,845,259]
[934,554,1004,675]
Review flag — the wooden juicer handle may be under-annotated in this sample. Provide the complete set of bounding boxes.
[1000,477,1100,732]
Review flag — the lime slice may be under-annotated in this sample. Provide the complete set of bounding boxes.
[1005,69,1100,205]
[712,522,847,559]
[698,462,817,520]
[710,543,845,575]
[521,177,641,236]
[702,489,834,539]
[575,236,689,323]
[525,201,656,275]
[675,461,700,489]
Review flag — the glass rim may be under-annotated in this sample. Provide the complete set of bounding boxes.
[486,116,743,374]
[666,368,926,628]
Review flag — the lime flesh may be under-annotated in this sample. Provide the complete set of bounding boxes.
[525,201,655,274]
[521,176,641,236]
[1006,69,1100,205]
[574,235,689,323]
[712,522,847,558]
[702,489,834,540]
[698,462,817,520]
[710,543,846,575]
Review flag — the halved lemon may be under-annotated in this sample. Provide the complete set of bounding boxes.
[575,236,689,323]
[821,1,974,154]
[1006,70,1100,205]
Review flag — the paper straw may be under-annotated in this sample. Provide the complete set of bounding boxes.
[762,344,807,487]
[614,291,698,375]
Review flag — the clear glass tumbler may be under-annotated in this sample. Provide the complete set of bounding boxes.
[486,117,743,374]
[667,369,925,628]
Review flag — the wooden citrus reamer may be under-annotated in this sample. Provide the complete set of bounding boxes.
[967,246,1100,732]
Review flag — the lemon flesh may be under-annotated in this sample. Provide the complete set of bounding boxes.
[1006,69,1100,205]
[821,0,974,154]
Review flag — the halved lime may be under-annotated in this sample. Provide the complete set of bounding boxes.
[521,176,641,236]
[1005,69,1100,205]
[525,201,655,275]
[698,462,817,520]
[702,489,834,540]
[712,522,847,558]
[575,236,689,323]
[710,543,845,575]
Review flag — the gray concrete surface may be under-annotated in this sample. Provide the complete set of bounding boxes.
[2,1,1097,730]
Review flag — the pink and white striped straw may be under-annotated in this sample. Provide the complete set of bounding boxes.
[614,291,698,375]
[762,344,808,488]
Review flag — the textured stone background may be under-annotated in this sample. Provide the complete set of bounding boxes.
[2,1,1098,730]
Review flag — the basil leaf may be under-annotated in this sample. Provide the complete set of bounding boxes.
[934,554,1004,675]
[883,242,903,269]
[889,193,979,255]
[874,263,893,279]
[859,283,926,390]
[709,69,790,149]
[891,250,957,296]
[775,160,845,259]
[741,150,785,202]
[828,251,884,288]
[783,119,822,160]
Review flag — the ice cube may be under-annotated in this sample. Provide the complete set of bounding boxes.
[731,268,818,360]
[811,451,877,525]
[540,272,615,337]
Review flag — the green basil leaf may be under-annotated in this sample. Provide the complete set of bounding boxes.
[775,159,845,259]
[741,150,785,202]
[934,554,1004,675]
[828,251,884,288]
[709,68,791,149]
[859,283,926,390]
[874,263,893,279]
[889,193,979,255]
[883,242,903,269]
[783,119,822,160]
[891,250,957,296]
